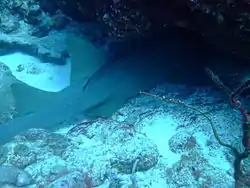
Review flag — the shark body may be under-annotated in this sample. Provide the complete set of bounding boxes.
[0,32,207,144]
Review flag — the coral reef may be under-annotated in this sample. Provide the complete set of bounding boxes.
[0,0,72,64]
[35,0,250,60]
[0,81,246,187]
[0,1,250,187]
[2,0,250,62]
[0,165,33,187]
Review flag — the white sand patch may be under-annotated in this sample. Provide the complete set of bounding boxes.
[0,52,71,92]
[142,114,181,167]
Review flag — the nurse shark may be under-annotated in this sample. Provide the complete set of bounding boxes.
[0,32,207,144]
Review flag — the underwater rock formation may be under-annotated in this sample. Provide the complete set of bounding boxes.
[0,0,71,64]
[1,0,250,63]
[0,166,33,187]
[39,0,250,60]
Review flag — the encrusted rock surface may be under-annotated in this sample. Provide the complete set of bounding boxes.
[0,82,245,187]
[0,32,70,64]
[0,0,72,64]
[38,0,250,60]
[1,0,250,61]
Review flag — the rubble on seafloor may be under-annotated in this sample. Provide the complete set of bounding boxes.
[0,83,246,187]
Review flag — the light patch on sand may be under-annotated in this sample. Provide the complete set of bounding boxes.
[0,52,71,92]
[142,115,181,167]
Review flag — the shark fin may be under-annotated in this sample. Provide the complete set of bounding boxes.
[67,34,107,83]
[11,83,61,116]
